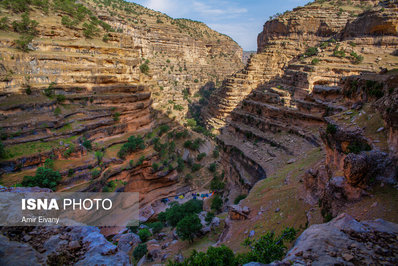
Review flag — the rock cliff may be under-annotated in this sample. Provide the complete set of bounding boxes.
[204,0,397,202]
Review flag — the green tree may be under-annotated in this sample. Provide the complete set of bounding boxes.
[12,12,38,35]
[95,151,104,164]
[82,22,99,38]
[197,153,206,161]
[82,137,92,150]
[208,163,217,173]
[15,34,34,52]
[176,214,202,243]
[140,62,149,75]
[149,221,163,234]
[118,135,145,159]
[0,17,9,30]
[133,243,148,261]
[238,227,297,264]
[168,245,236,266]
[158,199,203,227]
[22,167,61,190]
[44,158,54,169]
[211,194,223,212]
[152,162,160,172]
[138,228,151,242]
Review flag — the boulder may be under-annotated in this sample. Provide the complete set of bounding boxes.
[229,205,250,220]
[280,213,398,265]
[117,233,141,253]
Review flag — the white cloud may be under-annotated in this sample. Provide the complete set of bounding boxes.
[144,0,184,16]
[193,1,247,17]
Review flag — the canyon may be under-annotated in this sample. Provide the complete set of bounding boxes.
[0,0,397,265]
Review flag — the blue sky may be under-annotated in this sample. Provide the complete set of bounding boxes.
[130,0,312,51]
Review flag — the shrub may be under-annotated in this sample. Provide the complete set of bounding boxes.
[140,62,149,75]
[158,125,170,136]
[210,175,225,191]
[117,135,145,159]
[138,228,151,242]
[184,140,193,149]
[25,86,32,95]
[208,163,216,173]
[346,140,371,154]
[149,222,163,234]
[169,245,235,266]
[234,194,247,204]
[61,16,78,29]
[91,168,101,178]
[1,0,30,13]
[196,153,206,161]
[44,158,54,169]
[366,80,384,98]
[22,167,61,190]
[113,112,120,122]
[136,155,145,166]
[12,12,38,35]
[238,227,297,264]
[0,17,9,30]
[43,82,55,97]
[82,138,92,150]
[211,194,223,212]
[191,138,203,151]
[311,58,320,65]
[67,169,75,177]
[133,244,147,260]
[152,162,160,172]
[95,151,103,164]
[186,119,197,128]
[320,41,329,49]
[304,47,318,57]
[56,94,66,103]
[102,34,110,42]
[54,106,61,116]
[185,173,193,181]
[205,212,215,225]
[333,45,346,58]
[63,145,75,158]
[192,163,201,172]
[326,124,337,134]
[15,34,34,52]
[177,157,185,173]
[212,149,219,159]
[176,214,202,243]
[173,104,184,111]
[158,199,203,227]
[82,22,99,38]
[350,51,363,64]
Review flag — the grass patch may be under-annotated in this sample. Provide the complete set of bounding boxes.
[3,136,77,160]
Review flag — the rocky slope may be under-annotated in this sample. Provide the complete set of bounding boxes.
[203,0,397,204]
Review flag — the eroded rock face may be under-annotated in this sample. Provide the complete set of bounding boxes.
[280,213,398,265]
[342,2,398,37]
[344,151,396,186]
[0,226,130,266]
